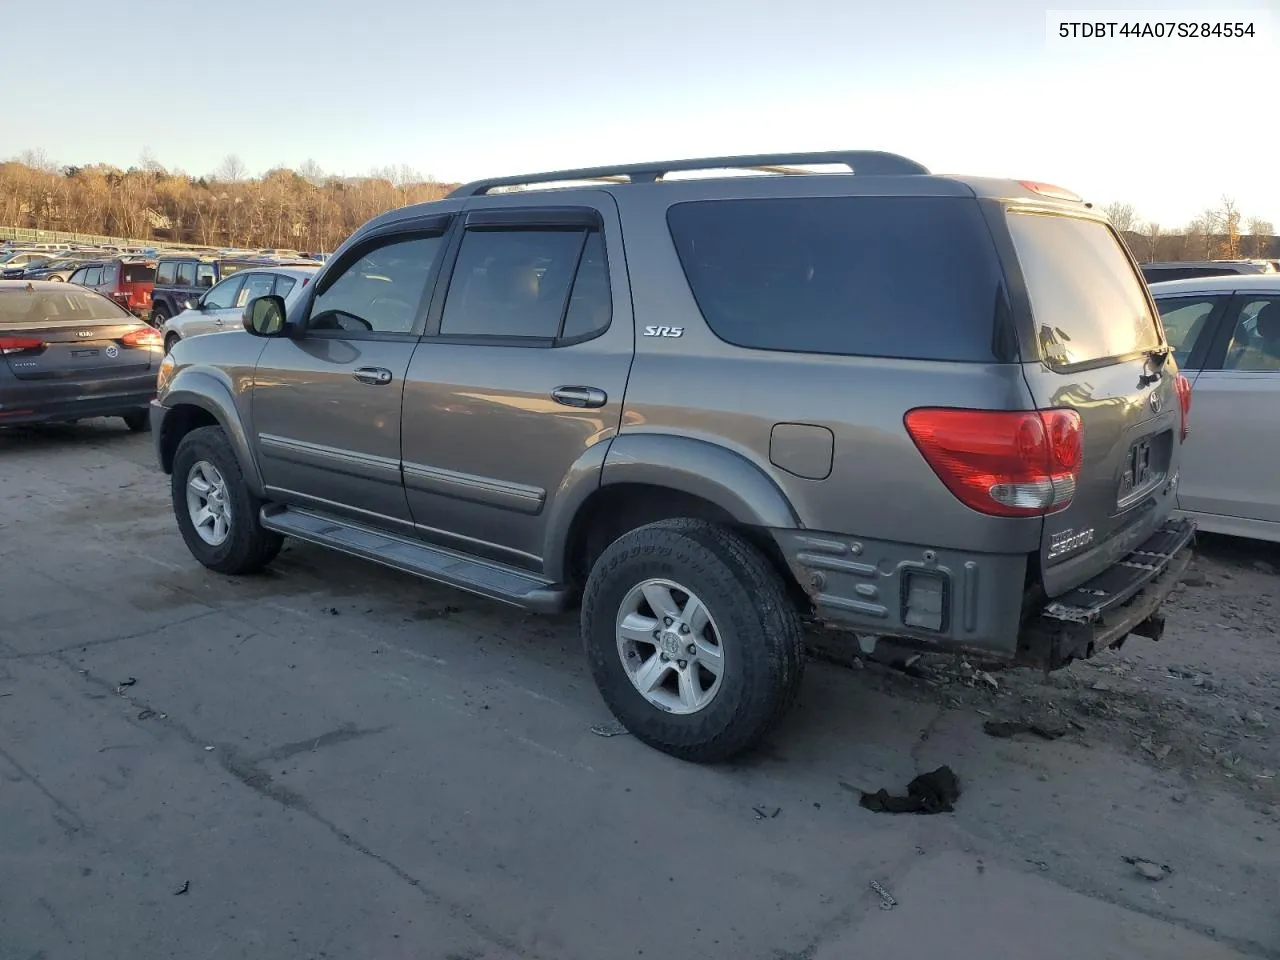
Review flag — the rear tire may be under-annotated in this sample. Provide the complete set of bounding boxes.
[171,425,283,575]
[164,333,180,354]
[581,518,805,763]
[121,409,150,433]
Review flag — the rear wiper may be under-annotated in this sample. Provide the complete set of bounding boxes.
[1139,345,1171,386]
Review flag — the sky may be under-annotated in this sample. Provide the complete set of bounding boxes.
[2,0,1276,229]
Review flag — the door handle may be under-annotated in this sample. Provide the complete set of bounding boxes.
[552,386,607,408]
[353,367,394,386]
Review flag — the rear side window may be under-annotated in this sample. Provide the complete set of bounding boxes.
[101,262,119,285]
[176,262,197,286]
[1007,211,1160,367]
[156,261,177,285]
[1155,295,1224,367]
[667,197,1007,361]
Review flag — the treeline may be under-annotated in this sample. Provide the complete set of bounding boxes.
[0,151,457,252]
[1103,200,1276,263]
[2,150,1276,261]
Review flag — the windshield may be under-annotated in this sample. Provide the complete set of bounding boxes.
[1006,211,1161,367]
[0,287,132,325]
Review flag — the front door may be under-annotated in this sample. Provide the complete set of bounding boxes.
[188,273,245,337]
[400,199,633,571]
[251,223,450,530]
[1179,293,1280,524]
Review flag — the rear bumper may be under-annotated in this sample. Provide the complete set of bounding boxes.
[0,389,155,425]
[775,517,1195,669]
[1019,518,1195,669]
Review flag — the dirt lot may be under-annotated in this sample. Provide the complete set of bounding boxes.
[1,420,1276,960]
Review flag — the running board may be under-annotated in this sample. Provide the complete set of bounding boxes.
[259,506,571,614]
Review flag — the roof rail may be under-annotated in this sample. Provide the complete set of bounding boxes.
[448,150,929,198]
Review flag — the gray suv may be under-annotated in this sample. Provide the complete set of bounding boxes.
[151,151,1195,763]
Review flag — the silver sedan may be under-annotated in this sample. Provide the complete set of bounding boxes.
[160,265,319,352]
[1150,273,1280,542]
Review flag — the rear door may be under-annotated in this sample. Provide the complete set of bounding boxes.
[1178,292,1280,524]
[1003,209,1184,596]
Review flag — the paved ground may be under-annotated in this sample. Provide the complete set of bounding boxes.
[1,420,1277,960]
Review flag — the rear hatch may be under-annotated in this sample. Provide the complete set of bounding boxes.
[1001,206,1188,597]
[116,261,156,314]
[0,287,157,385]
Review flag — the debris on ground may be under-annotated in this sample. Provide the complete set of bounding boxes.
[1123,856,1173,882]
[327,607,340,616]
[856,765,960,814]
[752,805,782,820]
[982,719,1067,741]
[136,708,157,721]
[115,677,137,694]
[173,881,190,896]
[869,880,897,909]
[589,721,630,738]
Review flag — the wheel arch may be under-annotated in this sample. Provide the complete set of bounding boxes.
[157,370,264,495]
[548,433,805,604]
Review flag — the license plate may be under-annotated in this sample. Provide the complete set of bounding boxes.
[1118,439,1153,502]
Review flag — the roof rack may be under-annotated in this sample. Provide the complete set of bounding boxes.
[448,150,929,198]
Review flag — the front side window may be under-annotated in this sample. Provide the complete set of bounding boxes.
[273,275,298,298]
[309,234,442,335]
[1224,298,1280,371]
[440,227,607,340]
[1155,295,1224,368]
[202,275,244,310]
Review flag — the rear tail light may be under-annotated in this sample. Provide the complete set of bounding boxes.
[120,328,163,349]
[904,408,1084,518]
[0,335,45,355]
[1174,373,1192,441]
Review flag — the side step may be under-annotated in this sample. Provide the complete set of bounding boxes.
[260,506,571,614]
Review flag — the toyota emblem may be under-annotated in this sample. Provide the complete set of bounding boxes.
[1149,391,1163,414]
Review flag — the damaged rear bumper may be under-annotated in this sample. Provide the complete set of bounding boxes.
[1018,518,1195,670]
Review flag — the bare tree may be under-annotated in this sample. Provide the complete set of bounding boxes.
[1102,202,1137,234]
[1143,221,1161,263]
[215,154,248,183]
[1245,217,1274,259]
[298,159,325,187]
[17,148,57,174]
[1216,197,1242,260]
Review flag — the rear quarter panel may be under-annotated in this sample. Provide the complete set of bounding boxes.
[610,182,1044,557]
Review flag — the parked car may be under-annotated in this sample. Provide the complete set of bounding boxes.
[152,150,1195,763]
[68,257,157,318]
[1141,260,1274,284]
[0,280,163,430]
[149,255,314,328]
[20,256,94,282]
[0,251,55,279]
[160,264,319,352]
[1149,273,1280,542]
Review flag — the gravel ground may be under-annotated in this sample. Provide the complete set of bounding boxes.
[0,420,1276,960]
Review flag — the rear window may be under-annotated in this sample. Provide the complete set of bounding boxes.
[1007,212,1161,366]
[122,264,156,283]
[667,196,1006,361]
[0,288,131,325]
[218,262,247,278]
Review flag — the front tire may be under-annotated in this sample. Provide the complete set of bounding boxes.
[151,305,170,330]
[164,333,180,354]
[171,425,283,575]
[582,519,805,763]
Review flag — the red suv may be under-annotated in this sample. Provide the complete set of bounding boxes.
[68,257,157,318]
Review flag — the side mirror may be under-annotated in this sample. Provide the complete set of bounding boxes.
[182,298,199,311]
[243,295,287,337]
